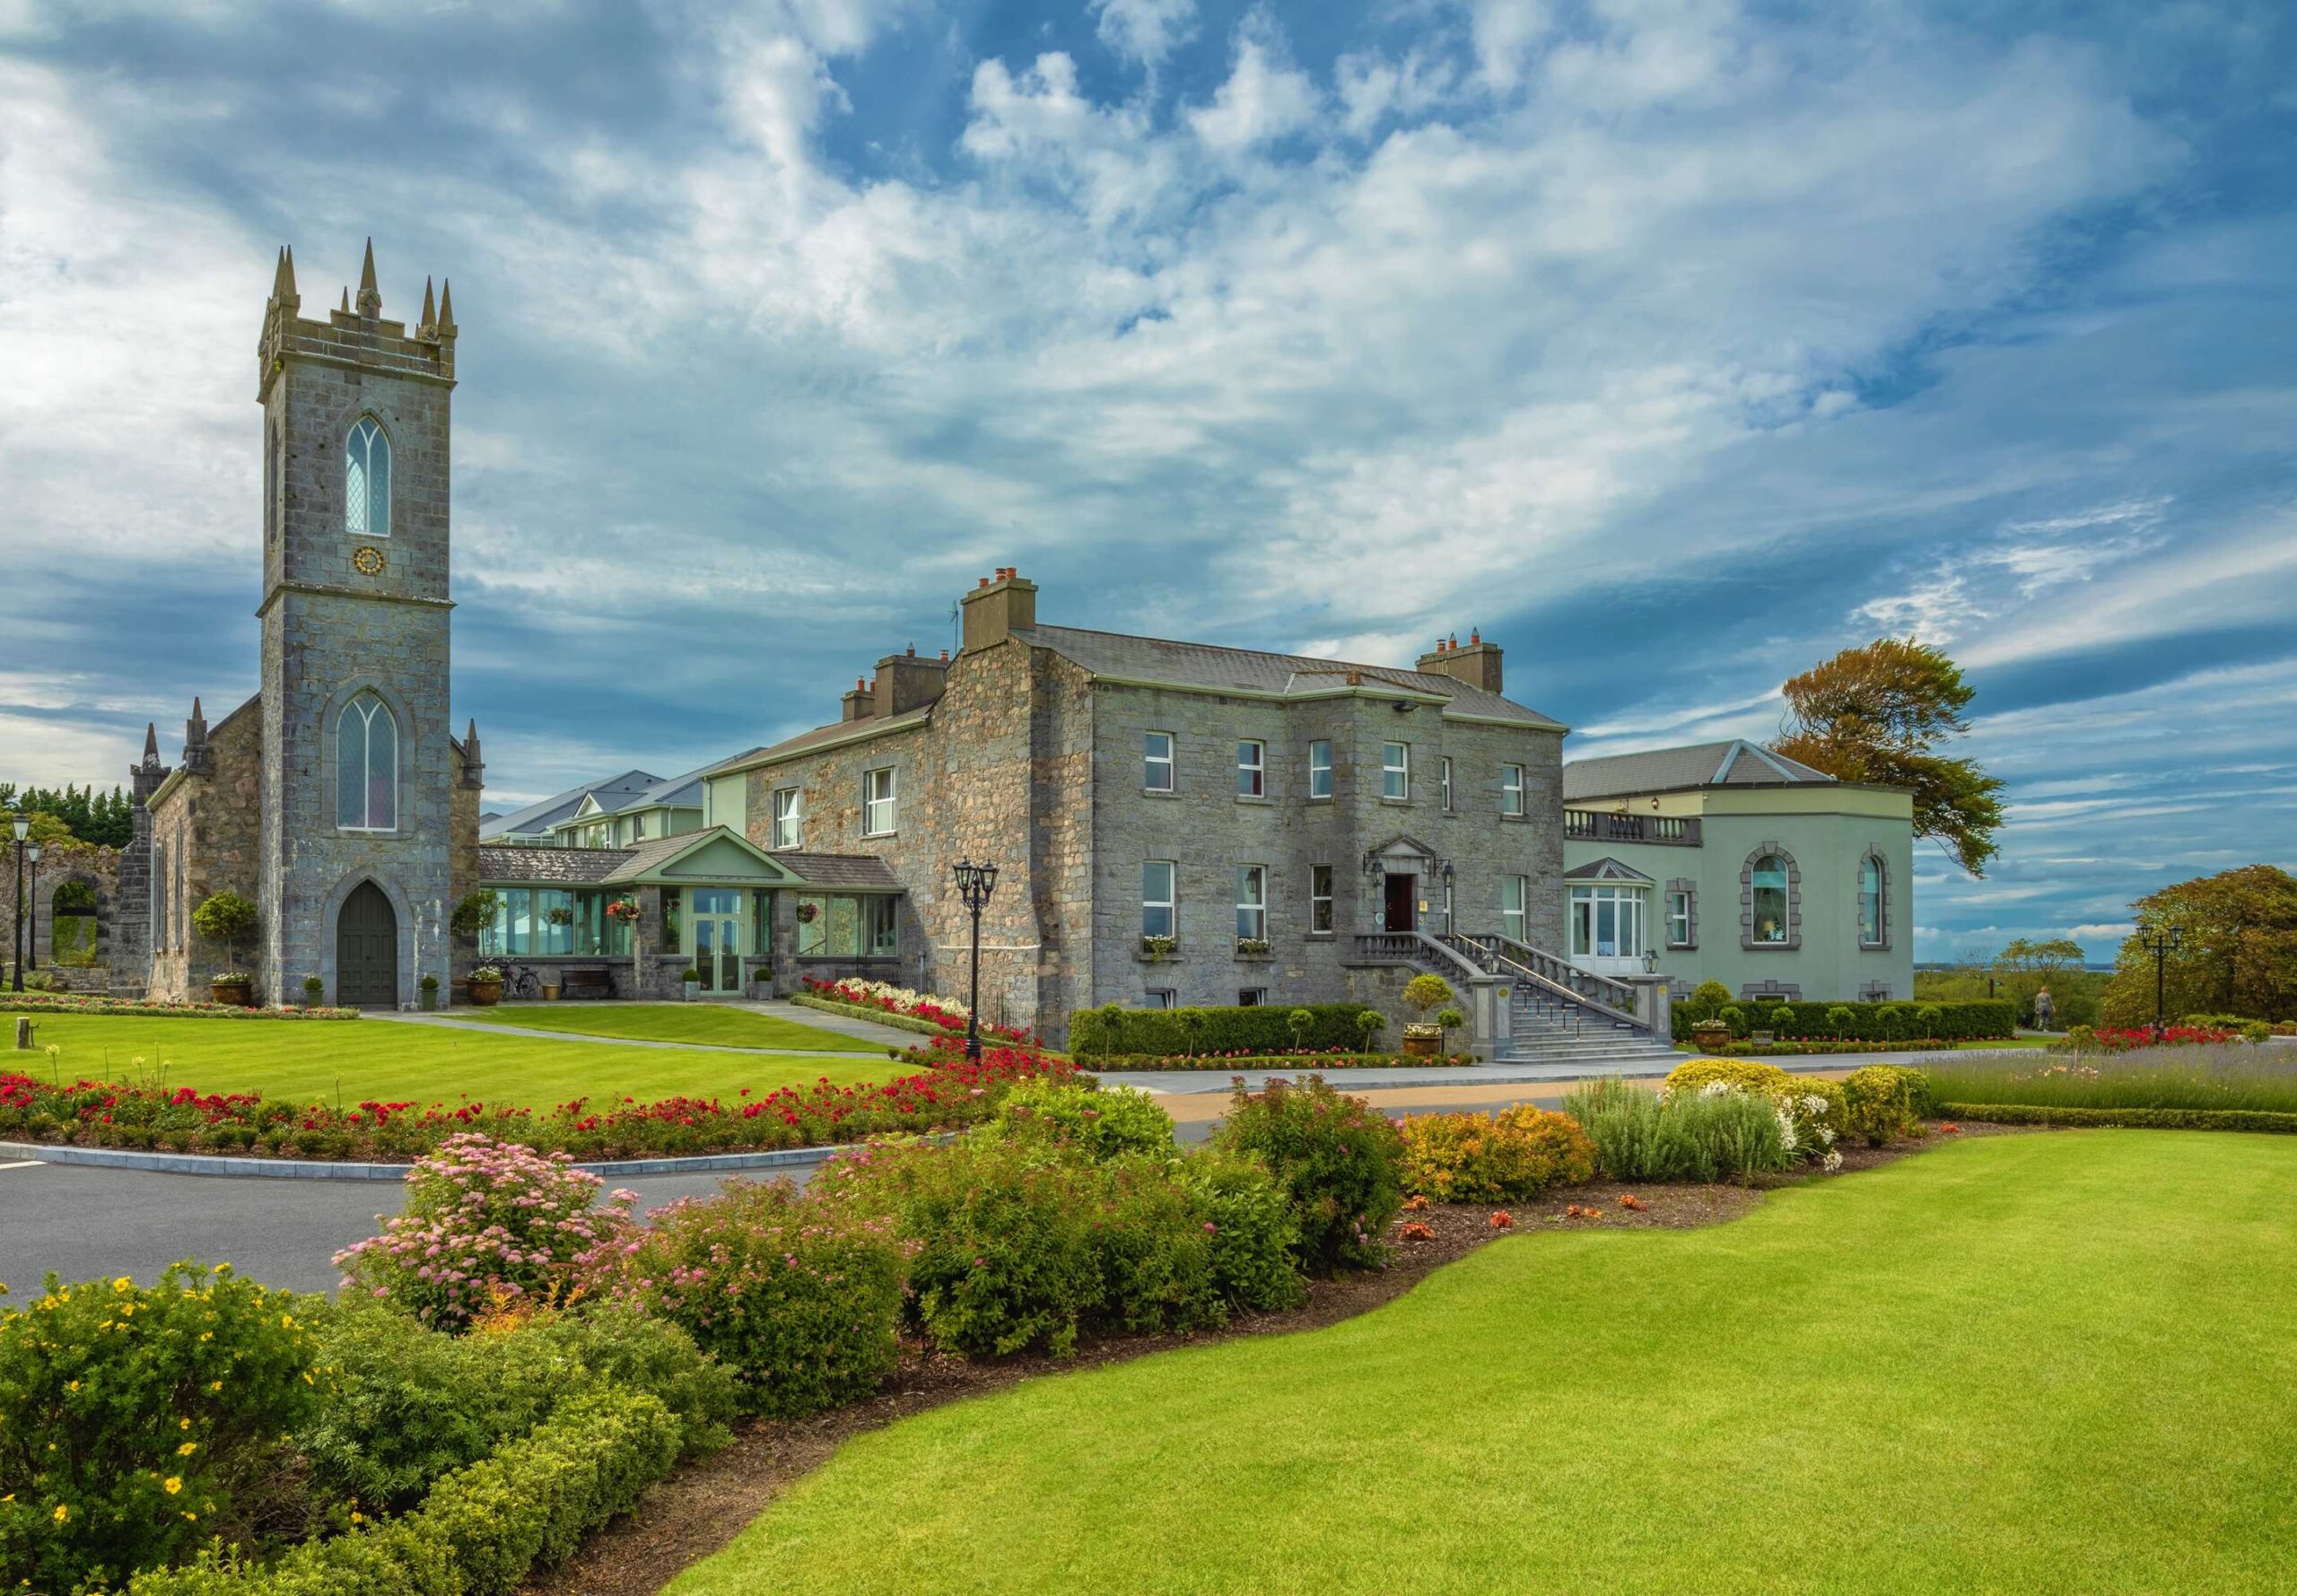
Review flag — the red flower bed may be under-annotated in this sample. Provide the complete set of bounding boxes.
[2085,1025,2240,1051]
[0,1037,1075,1164]
[799,976,1036,1046]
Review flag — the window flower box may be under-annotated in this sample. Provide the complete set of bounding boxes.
[1140,935,1178,964]
[1234,938,1272,958]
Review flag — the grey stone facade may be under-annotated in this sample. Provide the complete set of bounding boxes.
[724,573,1569,1043]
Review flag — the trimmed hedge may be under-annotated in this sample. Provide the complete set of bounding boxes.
[1,994,360,1021]
[1070,1002,1376,1060]
[1936,1103,2297,1134]
[1673,999,2014,1044]
[127,1387,682,1596]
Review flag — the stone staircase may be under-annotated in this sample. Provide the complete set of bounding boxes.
[1442,932,1683,1071]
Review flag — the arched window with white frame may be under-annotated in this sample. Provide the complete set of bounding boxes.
[345,417,391,537]
[336,693,398,831]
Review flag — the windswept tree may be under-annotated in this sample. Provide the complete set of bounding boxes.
[1772,638,2006,876]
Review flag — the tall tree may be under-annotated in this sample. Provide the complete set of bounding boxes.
[1772,638,2007,875]
[2100,866,2297,1025]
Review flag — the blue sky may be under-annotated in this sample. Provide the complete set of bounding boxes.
[2,0,2292,962]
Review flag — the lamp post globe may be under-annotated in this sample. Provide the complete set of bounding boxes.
[951,860,1000,1062]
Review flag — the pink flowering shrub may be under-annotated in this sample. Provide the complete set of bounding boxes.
[334,1134,635,1330]
[586,1179,906,1417]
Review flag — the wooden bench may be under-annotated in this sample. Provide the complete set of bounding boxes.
[558,968,617,1001]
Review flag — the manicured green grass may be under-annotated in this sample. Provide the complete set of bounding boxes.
[456,1003,883,1052]
[13,1015,891,1110]
[673,1133,2297,1595]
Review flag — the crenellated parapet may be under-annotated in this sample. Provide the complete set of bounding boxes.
[257,239,457,401]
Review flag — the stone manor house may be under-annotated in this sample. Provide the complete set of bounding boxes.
[71,242,1909,1057]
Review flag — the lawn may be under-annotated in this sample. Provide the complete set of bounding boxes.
[453,1003,883,1052]
[11,1015,894,1110]
[1924,1041,2297,1113]
[672,1132,2297,1595]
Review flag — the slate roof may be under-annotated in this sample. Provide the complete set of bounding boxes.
[1018,625,1566,728]
[766,851,902,891]
[1563,739,1836,802]
[476,844,626,884]
[480,770,661,841]
[722,706,934,771]
[476,838,902,893]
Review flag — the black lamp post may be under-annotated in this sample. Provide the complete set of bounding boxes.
[8,813,30,993]
[2139,924,2182,1035]
[951,859,1000,1061]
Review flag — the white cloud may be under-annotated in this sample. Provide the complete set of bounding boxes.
[1093,0,1195,69]
[1184,21,1320,152]
[2067,923,2135,943]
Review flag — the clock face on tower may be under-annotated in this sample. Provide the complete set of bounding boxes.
[352,545,387,576]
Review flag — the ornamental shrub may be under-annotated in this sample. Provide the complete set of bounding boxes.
[128,1388,681,1596]
[1840,1065,1935,1146]
[820,1137,1246,1357]
[1560,1077,1795,1182]
[297,1297,733,1513]
[1398,1106,1596,1204]
[1402,974,1454,1016]
[1661,1060,1844,1164]
[1067,1001,1380,1059]
[1172,1151,1305,1314]
[0,1262,325,1595]
[1686,980,1734,1020]
[1670,997,2012,1043]
[590,1178,904,1417]
[991,1078,1175,1162]
[333,1134,637,1330]
[1211,1076,1403,1274]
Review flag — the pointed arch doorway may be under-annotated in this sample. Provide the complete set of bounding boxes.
[337,881,399,1008]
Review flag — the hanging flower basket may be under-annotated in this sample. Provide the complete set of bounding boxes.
[604,898,641,923]
[795,901,820,924]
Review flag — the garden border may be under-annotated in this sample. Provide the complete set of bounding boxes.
[0,1138,852,1182]
[788,993,954,1040]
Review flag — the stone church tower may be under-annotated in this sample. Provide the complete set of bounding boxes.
[249,242,480,1006]
[130,242,482,1007]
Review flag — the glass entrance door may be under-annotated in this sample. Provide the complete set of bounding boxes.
[689,889,743,993]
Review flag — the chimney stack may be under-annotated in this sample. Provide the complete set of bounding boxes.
[1416,631,1503,695]
[841,676,876,723]
[959,568,1038,654]
[875,643,951,719]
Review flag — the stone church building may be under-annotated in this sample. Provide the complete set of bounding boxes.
[121,243,484,1008]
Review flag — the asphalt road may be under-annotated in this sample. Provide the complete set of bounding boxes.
[0,1085,1586,1295]
[0,1161,773,1296]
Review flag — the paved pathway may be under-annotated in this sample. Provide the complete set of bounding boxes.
[367,999,917,1058]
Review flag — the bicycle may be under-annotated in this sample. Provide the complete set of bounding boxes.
[499,961,542,1001]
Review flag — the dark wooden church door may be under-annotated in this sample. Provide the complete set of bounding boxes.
[336,882,398,1008]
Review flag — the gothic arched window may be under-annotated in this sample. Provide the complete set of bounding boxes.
[345,417,391,538]
[337,693,398,831]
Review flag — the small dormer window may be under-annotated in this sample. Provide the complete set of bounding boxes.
[345,417,391,538]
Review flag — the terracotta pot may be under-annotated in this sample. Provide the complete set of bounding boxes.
[1691,1022,1731,1054]
[467,979,503,1007]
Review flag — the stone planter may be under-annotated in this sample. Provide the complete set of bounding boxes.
[1401,1033,1441,1060]
[751,979,775,1001]
[467,978,503,1007]
[1691,1021,1731,1055]
[419,985,439,1012]
[682,979,702,1002]
[209,978,252,1008]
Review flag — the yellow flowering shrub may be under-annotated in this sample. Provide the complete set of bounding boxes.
[1399,1106,1597,1203]
[0,1261,327,1594]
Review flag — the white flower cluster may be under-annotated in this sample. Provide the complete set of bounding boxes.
[843,978,970,1020]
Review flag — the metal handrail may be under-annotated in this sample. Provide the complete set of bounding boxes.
[1457,933,1646,1032]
